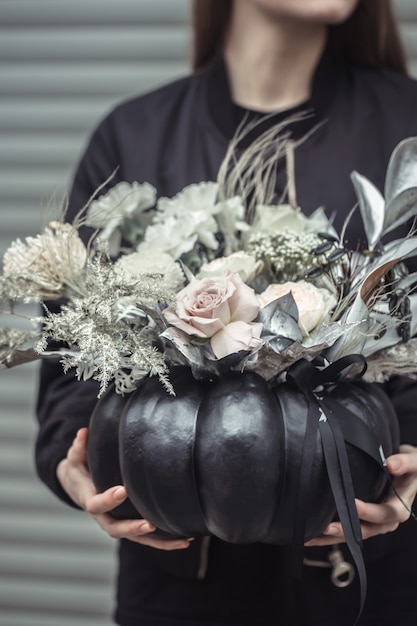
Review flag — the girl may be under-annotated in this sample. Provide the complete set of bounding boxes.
[37,1,417,623]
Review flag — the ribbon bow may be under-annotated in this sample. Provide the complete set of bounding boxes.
[286,354,387,625]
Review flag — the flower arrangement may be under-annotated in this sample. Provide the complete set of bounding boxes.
[1,129,417,397]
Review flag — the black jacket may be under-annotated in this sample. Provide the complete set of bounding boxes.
[36,51,417,626]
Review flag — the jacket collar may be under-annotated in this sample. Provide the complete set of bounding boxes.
[203,44,346,143]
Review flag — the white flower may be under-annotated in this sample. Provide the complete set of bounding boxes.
[251,203,335,236]
[114,250,184,292]
[138,215,204,260]
[197,251,263,284]
[259,280,336,336]
[154,182,220,252]
[86,181,156,254]
[157,182,219,220]
[3,221,87,298]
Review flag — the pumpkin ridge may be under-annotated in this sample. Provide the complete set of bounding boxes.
[189,378,212,536]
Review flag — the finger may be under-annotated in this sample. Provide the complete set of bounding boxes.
[359,520,399,540]
[355,498,391,523]
[355,497,410,525]
[93,515,155,539]
[304,523,345,547]
[304,535,342,547]
[92,514,193,549]
[67,428,89,466]
[133,535,193,551]
[86,485,128,515]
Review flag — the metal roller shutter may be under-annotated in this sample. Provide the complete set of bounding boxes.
[0,1,416,624]
[0,2,189,625]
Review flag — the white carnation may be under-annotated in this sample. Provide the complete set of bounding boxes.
[86,181,156,254]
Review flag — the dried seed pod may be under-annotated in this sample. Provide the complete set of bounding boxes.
[363,249,382,259]
[399,296,411,317]
[312,241,334,255]
[336,275,348,285]
[398,320,411,342]
[306,266,324,279]
[317,232,339,242]
[389,294,399,314]
[327,248,347,263]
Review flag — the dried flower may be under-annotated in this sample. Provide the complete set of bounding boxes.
[3,221,87,299]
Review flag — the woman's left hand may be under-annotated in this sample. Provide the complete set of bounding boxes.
[305,444,417,547]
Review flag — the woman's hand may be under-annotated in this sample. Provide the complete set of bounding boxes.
[57,428,192,551]
[305,444,417,547]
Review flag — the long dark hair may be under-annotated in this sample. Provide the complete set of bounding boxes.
[191,0,408,75]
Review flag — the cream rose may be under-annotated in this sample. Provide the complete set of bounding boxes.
[197,251,263,284]
[163,272,263,359]
[259,280,335,336]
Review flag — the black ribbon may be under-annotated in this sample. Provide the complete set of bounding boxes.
[286,354,381,625]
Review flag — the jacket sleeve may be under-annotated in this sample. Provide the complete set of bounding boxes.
[34,111,124,506]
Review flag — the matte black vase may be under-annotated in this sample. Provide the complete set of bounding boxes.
[87,366,399,544]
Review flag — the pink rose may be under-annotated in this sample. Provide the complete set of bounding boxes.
[163,272,263,359]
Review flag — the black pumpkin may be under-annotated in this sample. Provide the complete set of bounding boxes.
[87,366,399,544]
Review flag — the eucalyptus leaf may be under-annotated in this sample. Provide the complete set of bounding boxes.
[246,325,351,380]
[396,271,417,292]
[325,319,369,362]
[383,136,417,233]
[378,236,417,264]
[362,316,403,357]
[350,170,385,250]
[347,237,417,322]
[306,321,346,348]
[383,189,417,236]
[160,326,207,369]
[363,290,417,355]
[263,334,295,353]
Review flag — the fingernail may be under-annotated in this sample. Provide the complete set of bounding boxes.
[141,522,156,532]
[324,524,339,536]
[113,487,125,500]
[389,459,400,471]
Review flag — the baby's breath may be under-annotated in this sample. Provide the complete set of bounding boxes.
[245,230,322,282]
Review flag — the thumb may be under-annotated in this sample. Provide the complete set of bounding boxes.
[387,445,417,476]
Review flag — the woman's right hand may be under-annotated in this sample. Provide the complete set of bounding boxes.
[56,427,192,551]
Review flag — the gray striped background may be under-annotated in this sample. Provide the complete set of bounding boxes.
[0,1,416,624]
